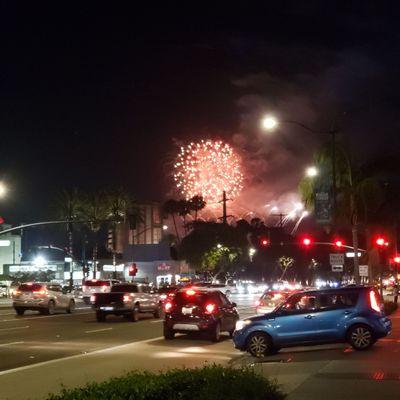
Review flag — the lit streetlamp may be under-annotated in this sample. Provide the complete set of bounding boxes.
[306,166,318,178]
[0,182,7,198]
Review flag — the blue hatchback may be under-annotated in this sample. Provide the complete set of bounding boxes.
[233,286,391,357]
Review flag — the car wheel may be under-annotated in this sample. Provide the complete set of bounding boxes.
[66,300,75,314]
[153,304,163,319]
[15,307,25,316]
[96,311,106,322]
[210,322,221,342]
[164,324,175,340]
[131,306,140,322]
[247,332,272,358]
[47,300,56,315]
[348,324,374,350]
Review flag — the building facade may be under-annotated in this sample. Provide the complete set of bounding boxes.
[0,225,21,275]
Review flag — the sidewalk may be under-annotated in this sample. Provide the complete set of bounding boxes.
[251,307,400,400]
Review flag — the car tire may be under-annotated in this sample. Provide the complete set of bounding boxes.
[247,332,273,358]
[96,311,106,322]
[66,300,75,314]
[131,306,140,322]
[164,324,175,340]
[210,322,221,342]
[348,324,374,351]
[47,300,56,315]
[153,304,163,319]
[15,307,25,316]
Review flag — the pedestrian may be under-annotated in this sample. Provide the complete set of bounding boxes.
[394,282,399,304]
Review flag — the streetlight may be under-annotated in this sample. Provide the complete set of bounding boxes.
[249,247,256,261]
[306,166,318,178]
[261,115,279,131]
[162,225,168,231]
[0,182,7,198]
[261,114,338,214]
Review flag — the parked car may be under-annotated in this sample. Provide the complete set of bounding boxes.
[255,290,294,315]
[12,282,75,315]
[82,279,120,304]
[157,286,178,302]
[0,284,7,298]
[163,287,239,342]
[233,286,391,357]
[91,283,162,322]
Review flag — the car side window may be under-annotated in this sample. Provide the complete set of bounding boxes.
[281,294,318,314]
[48,285,61,292]
[218,292,230,306]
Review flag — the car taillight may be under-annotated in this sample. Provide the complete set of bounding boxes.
[123,294,131,302]
[82,286,87,292]
[90,295,96,303]
[101,285,108,292]
[165,302,173,312]
[205,303,216,314]
[255,300,261,307]
[13,290,21,297]
[369,290,381,312]
[186,288,196,296]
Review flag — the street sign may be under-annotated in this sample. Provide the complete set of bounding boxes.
[315,192,331,224]
[332,265,343,272]
[359,265,369,277]
[330,253,344,266]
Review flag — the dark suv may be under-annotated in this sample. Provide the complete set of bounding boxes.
[163,288,239,342]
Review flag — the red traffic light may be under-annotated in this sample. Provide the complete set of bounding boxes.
[128,263,138,277]
[334,239,344,248]
[302,236,313,247]
[375,236,389,248]
[260,237,270,247]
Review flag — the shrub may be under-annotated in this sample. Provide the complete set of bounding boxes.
[384,301,398,315]
[47,364,285,400]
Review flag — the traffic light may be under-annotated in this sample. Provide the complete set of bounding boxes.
[128,263,138,277]
[375,236,389,248]
[301,236,313,247]
[107,228,115,251]
[333,239,344,248]
[260,237,270,247]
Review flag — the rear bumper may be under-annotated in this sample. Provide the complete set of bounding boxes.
[93,305,131,314]
[374,317,391,338]
[13,300,48,309]
[164,316,217,333]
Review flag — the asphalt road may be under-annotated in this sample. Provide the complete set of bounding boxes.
[0,294,399,399]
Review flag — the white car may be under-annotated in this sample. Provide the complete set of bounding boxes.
[82,279,120,304]
[192,283,236,297]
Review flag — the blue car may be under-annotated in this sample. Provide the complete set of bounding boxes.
[233,286,391,357]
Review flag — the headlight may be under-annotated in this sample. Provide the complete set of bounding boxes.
[235,319,251,331]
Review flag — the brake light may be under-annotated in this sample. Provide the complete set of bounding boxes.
[90,295,96,303]
[101,285,108,292]
[165,302,173,312]
[13,290,21,297]
[123,294,131,303]
[370,290,381,312]
[186,289,196,296]
[272,293,283,300]
[205,303,216,314]
[255,300,261,307]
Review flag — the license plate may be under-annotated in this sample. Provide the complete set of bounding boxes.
[182,307,193,315]
[100,306,114,311]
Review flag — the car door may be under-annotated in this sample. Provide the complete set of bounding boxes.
[271,293,320,345]
[217,292,237,332]
[313,291,359,341]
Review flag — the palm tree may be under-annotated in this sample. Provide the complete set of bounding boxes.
[79,191,110,279]
[178,199,191,234]
[53,188,81,257]
[163,199,181,242]
[189,195,206,221]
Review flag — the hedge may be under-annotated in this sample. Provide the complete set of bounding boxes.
[47,365,285,400]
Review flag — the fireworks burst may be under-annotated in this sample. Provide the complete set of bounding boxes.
[173,139,244,204]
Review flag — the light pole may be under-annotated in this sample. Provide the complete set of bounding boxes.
[261,115,338,217]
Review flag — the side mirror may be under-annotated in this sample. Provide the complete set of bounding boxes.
[231,302,237,307]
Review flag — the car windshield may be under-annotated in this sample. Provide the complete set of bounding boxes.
[19,283,44,292]
[174,292,212,306]
[111,285,138,293]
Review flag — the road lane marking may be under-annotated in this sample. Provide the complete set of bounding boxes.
[0,311,93,322]
[150,320,163,323]
[0,336,164,376]
[0,326,29,332]
[0,341,24,347]
[85,328,113,334]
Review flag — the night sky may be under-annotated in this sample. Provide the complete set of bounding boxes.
[1,2,400,227]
